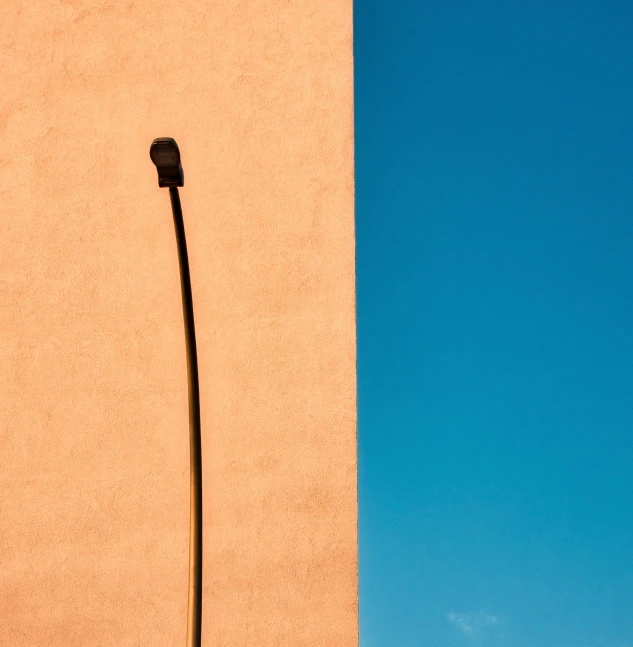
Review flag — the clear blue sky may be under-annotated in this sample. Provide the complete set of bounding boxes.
[355,2,633,646]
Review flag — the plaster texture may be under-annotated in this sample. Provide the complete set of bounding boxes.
[0,2,356,645]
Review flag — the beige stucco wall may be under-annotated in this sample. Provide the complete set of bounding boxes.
[0,2,356,645]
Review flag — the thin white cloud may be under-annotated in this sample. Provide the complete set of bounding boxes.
[447,610,499,637]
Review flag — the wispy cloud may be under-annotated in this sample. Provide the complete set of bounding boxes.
[447,610,499,637]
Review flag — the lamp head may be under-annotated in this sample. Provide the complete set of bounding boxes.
[150,137,184,187]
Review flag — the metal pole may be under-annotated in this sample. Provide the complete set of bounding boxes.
[169,186,203,647]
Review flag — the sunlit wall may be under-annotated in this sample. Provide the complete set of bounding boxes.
[0,2,356,645]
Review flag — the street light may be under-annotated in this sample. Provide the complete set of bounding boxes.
[150,137,202,647]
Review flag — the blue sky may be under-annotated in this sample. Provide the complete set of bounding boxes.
[355,2,633,646]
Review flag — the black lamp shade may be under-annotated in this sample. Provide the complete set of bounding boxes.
[150,137,184,187]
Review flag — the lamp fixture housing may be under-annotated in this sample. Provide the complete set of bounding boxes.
[150,137,184,187]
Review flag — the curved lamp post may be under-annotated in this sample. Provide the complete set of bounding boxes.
[149,138,202,647]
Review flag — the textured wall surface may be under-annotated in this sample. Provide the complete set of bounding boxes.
[0,2,356,645]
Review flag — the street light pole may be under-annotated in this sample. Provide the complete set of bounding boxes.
[149,138,202,647]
